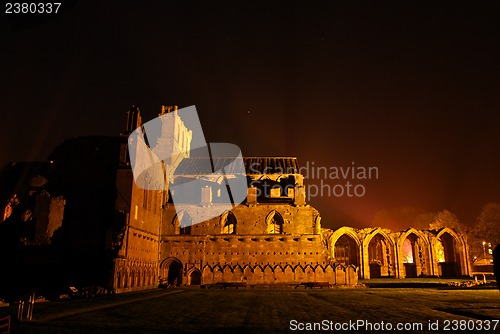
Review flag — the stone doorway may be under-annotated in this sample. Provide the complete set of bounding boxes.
[161,258,183,286]
[188,269,202,285]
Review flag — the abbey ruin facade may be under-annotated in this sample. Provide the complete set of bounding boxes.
[0,106,471,296]
[111,106,471,292]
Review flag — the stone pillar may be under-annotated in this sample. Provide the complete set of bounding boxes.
[247,186,257,206]
[429,238,440,277]
[294,185,306,206]
[362,240,370,279]
[201,186,212,206]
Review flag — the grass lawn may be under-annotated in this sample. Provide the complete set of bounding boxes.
[2,286,499,333]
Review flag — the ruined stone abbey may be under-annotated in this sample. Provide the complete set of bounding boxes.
[111,106,471,292]
[0,105,471,295]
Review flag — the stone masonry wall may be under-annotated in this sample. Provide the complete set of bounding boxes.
[161,204,320,236]
[160,234,358,286]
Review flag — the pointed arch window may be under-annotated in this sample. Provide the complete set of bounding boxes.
[267,211,284,234]
[173,211,193,235]
[221,211,237,234]
[334,234,359,266]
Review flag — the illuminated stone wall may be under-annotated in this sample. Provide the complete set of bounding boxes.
[157,202,359,286]
[112,107,470,291]
[328,226,471,279]
[160,234,357,286]
[113,176,164,293]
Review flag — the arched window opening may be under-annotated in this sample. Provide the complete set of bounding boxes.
[222,212,237,234]
[189,269,202,285]
[368,233,394,278]
[267,211,284,234]
[334,234,359,266]
[173,212,193,235]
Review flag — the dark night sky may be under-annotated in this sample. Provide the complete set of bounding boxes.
[1,1,499,230]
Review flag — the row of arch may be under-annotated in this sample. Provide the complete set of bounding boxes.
[114,268,158,290]
[115,226,470,290]
[329,227,470,279]
[159,258,358,286]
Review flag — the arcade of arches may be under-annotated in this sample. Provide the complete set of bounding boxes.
[152,225,470,288]
[114,214,470,291]
[330,227,470,279]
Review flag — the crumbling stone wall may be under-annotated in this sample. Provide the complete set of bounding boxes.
[161,204,320,236]
[158,203,358,286]
[160,234,357,286]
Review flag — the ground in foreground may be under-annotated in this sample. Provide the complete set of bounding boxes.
[2,287,500,333]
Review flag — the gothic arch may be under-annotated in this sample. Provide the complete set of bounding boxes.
[136,270,142,287]
[124,269,130,288]
[262,263,274,273]
[242,264,254,273]
[330,227,361,261]
[435,227,462,243]
[160,257,183,286]
[220,211,237,234]
[243,266,253,284]
[400,228,428,246]
[141,268,147,286]
[172,211,193,235]
[435,227,468,277]
[202,266,213,284]
[187,268,202,285]
[115,270,123,289]
[330,227,361,277]
[363,228,394,248]
[398,228,431,278]
[146,269,151,285]
[330,227,361,247]
[362,228,396,279]
[222,264,234,272]
[266,210,284,234]
[131,270,136,287]
[233,265,244,282]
